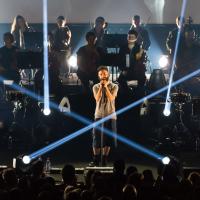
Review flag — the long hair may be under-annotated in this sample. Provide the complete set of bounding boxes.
[11,15,29,33]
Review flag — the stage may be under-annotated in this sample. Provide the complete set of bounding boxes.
[0,73,200,183]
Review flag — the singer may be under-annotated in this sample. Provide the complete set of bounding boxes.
[90,66,118,166]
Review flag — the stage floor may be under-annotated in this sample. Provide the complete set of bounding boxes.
[1,139,200,182]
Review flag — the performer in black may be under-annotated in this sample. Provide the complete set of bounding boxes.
[77,31,104,93]
[118,30,147,92]
[174,26,200,95]
[11,15,34,49]
[91,66,118,166]
[166,16,186,56]
[51,16,71,76]
[130,15,151,51]
[0,32,20,83]
[90,16,106,47]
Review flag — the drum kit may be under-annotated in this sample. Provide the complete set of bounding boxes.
[170,91,191,144]
[147,87,200,152]
[170,90,200,119]
[171,91,191,105]
[3,80,37,128]
[6,90,24,102]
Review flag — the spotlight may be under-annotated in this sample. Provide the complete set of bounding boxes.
[163,108,171,116]
[163,100,171,116]
[43,108,51,116]
[22,155,31,164]
[159,55,169,69]
[162,156,171,165]
[68,55,77,67]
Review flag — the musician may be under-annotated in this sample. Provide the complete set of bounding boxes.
[118,29,146,91]
[174,26,200,95]
[51,16,71,76]
[11,15,34,49]
[77,31,104,93]
[90,16,106,47]
[166,16,186,55]
[175,26,200,77]
[91,66,118,166]
[0,32,20,83]
[130,15,151,50]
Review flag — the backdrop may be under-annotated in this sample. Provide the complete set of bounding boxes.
[0,0,199,24]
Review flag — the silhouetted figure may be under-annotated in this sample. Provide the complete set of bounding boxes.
[0,32,20,83]
[130,15,151,51]
[77,31,104,93]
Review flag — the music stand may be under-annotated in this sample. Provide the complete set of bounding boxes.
[102,34,127,49]
[24,32,43,50]
[102,34,127,81]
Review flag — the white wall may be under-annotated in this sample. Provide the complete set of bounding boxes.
[0,0,199,24]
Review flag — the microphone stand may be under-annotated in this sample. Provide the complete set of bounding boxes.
[100,83,104,167]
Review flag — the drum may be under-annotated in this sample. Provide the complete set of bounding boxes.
[6,90,24,102]
[171,92,191,104]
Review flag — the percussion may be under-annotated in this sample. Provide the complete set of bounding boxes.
[171,92,191,104]
[6,90,24,102]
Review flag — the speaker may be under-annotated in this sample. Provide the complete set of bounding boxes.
[148,69,167,92]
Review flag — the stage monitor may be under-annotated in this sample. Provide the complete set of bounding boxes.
[17,50,43,69]
[24,32,43,50]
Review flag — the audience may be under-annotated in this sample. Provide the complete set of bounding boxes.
[56,164,77,192]
[0,159,200,200]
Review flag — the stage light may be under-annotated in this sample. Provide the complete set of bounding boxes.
[163,108,171,117]
[43,0,50,115]
[159,55,169,68]
[43,108,51,116]
[163,101,171,116]
[68,55,77,67]
[22,155,31,164]
[148,69,167,92]
[162,156,170,165]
